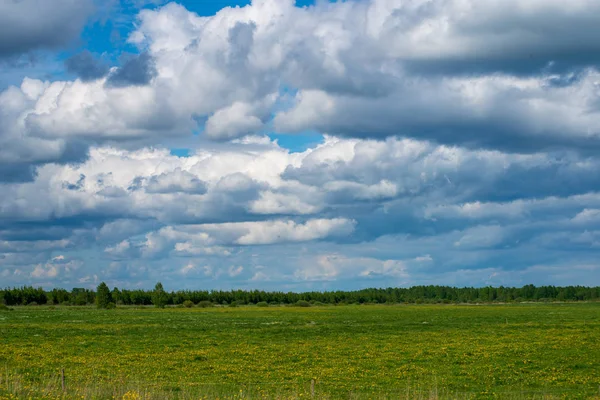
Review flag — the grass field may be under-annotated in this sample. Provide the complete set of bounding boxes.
[1,303,599,399]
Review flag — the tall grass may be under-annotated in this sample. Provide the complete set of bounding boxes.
[0,368,590,400]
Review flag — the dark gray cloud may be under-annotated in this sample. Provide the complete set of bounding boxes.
[371,0,600,77]
[0,163,37,183]
[0,126,90,183]
[105,53,157,87]
[0,0,94,59]
[274,71,600,153]
[0,224,76,242]
[65,51,109,81]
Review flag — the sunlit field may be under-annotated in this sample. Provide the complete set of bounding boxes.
[1,303,599,399]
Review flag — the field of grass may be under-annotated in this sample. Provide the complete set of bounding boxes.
[1,303,599,399]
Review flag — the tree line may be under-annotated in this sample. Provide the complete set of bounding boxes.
[1,283,599,308]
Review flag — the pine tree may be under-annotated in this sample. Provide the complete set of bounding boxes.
[96,282,112,309]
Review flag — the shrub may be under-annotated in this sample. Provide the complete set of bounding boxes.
[106,302,116,309]
[74,298,87,306]
[296,300,311,307]
[197,301,213,308]
[28,301,38,306]
[256,301,269,307]
[61,301,72,306]
[0,304,12,311]
[229,301,238,308]
[183,300,194,308]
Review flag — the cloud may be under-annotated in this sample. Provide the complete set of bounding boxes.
[228,265,244,277]
[174,243,231,257]
[0,238,72,253]
[31,264,59,279]
[0,78,90,182]
[105,240,133,258]
[324,180,398,202]
[180,262,197,275]
[274,72,600,152]
[0,0,94,58]
[65,51,109,81]
[144,169,207,194]
[3,0,600,289]
[105,52,157,87]
[29,254,82,281]
[204,95,276,141]
[228,218,356,245]
[249,190,323,215]
[2,135,600,251]
[3,0,600,182]
[142,217,356,253]
[453,225,507,250]
[293,254,409,282]
[127,0,600,152]
[22,78,187,141]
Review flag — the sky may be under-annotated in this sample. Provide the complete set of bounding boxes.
[1,0,600,291]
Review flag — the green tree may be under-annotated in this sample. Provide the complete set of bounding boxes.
[152,282,167,308]
[111,287,122,304]
[96,282,112,309]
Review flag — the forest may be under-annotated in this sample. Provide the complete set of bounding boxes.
[1,284,599,307]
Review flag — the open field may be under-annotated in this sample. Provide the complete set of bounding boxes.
[1,303,599,399]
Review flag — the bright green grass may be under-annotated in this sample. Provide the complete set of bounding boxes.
[1,303,599,399]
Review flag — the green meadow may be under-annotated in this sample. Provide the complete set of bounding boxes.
[1,303,599,399]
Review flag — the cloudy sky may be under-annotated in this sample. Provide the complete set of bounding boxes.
[1,0,600,291]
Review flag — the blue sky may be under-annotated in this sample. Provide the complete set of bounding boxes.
[1,0,600,291]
